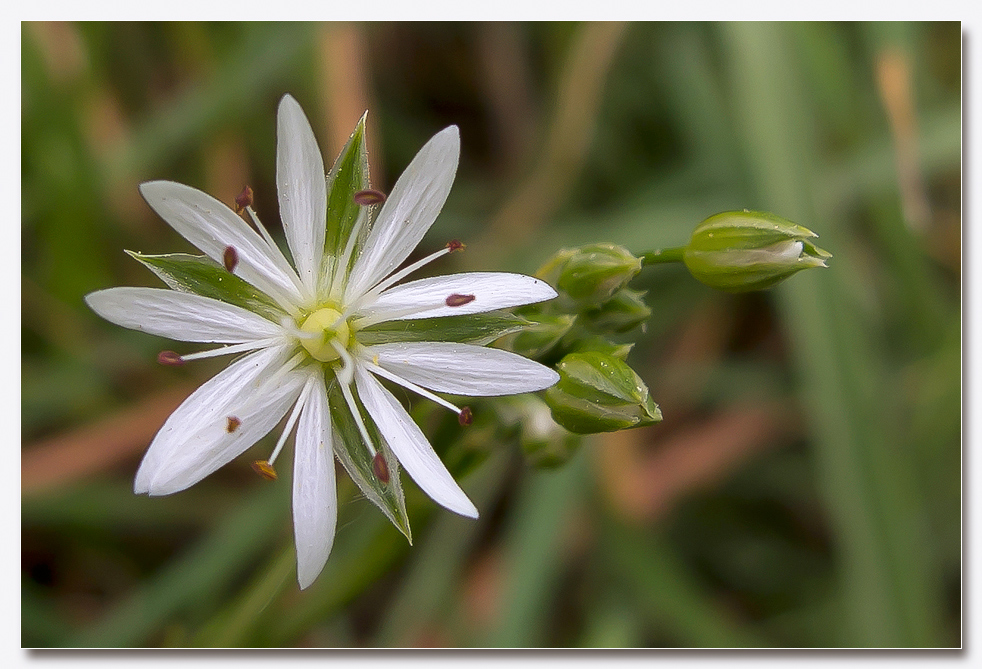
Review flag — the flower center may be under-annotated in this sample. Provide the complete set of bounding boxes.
[299,307,351,362]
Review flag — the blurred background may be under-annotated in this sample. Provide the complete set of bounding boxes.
[21,21,961,648]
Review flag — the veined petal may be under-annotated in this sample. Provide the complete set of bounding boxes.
[85,287,284,343]
[135,345,305,496]
[140,181,304,310]
[292,373,337,590]
[357,272,557,324]
[364,342,560,396]
[353,364,478,518]
[277,95,327,299]
[345,126,460,301]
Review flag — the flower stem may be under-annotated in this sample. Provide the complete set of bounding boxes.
[639,247,686,265]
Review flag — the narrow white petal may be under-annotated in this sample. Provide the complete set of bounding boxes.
[358,272,557,323]
[139,181,304,309]
[85,287,283,343]
[345,126,460,301]
[366,342,560,396]
[292,375,336,590]
[135,345,305,496]
[277,95,326,298]
[353,364,478,518]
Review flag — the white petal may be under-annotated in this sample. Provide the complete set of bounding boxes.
[140,181,304,309]
[359,272,557,322]
[277,95,326,298]
[135,345,305,496]
[85,287,283,343]
[353,364,478,518]
[345,126,460,301]
[366,342,560,396]
[292,374,336,590]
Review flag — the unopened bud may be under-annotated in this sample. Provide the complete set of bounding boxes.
[540,244,642,307]
[507,312,575,358]
[544,351,661,434]
[683,211,831,293]
[580,288,651,334]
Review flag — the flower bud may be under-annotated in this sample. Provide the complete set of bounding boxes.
[545,352,661,434]
[506,312,576,358]
[683,211,831,293]
[539,244,642,306]
[580,288,651,334]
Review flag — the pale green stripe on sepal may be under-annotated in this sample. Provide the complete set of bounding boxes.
[325,113,371,262]
[356,311,530,347]
[326,380,412,542]
[127,251,285,322]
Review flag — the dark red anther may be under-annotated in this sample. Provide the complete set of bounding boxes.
[157,350,185,366]
[226,416,241,433]
[354,189,386,206]
[458,407,473,426]
[446,239,465,252]
[234,185,254,213]
[372,452,390,483]
[445,293,476,307]
[223,245,239,272]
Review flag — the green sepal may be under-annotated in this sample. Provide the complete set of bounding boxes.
[325,113,371,263]
[545,351,662,434]
[503,312,576,358]
[127,251,284,321]
[570,338,634,361]
[539,243,642,307]
[356,312,530,346]
[327,380,411,542]
[580,288,651,334]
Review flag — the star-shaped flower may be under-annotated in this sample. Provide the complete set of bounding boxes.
[85,95,559,588]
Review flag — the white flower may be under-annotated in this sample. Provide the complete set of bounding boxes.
[85,95,559,589]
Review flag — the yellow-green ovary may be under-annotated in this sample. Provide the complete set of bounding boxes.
[299,307,351,362]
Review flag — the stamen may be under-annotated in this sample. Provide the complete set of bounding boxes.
[267,381,311,467]
[351,293,472,329]
[458,407,473,426]
[234,186,254,214]
[364,360,463,416]
[348,247,452,312]
[445,293,475,307]
[330,205,371,300]
[245,206,281,258]
[157,350,185,366]
[372,452,390,483]
[339,376,377,458]
[226,416,241,433]
[354,189,386,206]
[178,338,282,362]
[446,239,465,253]
[223,245,239,272]
[252,460,278,481]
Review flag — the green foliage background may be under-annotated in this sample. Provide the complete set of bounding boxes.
[21,21,961,648]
